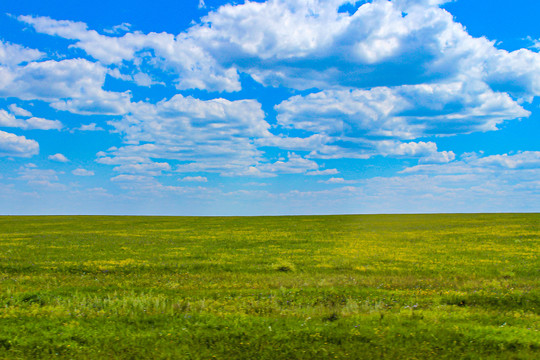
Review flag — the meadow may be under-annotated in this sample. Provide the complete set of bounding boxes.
[0,214,538,359]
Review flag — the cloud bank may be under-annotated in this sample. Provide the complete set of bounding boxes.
[0,0,538,213]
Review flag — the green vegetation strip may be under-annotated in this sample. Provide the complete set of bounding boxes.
[0,214,538,359]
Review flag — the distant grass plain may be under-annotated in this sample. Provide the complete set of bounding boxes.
[0,214,538,359]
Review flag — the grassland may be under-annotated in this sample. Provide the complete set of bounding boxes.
[0,214,538,359]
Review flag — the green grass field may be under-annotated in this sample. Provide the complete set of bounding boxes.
[0,214,538,359]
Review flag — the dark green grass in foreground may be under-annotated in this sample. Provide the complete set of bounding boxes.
[0,214,538,359]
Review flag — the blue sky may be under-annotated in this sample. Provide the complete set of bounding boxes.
[0,0,539,215]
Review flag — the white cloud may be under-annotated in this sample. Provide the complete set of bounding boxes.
[0,59,103,100]
[18,15,136,64]
[256,153,320,175]
[132,72,159,87]
[48,153,69,162]
[12,0,540,155]
[359,151,540,212]
[18,15,241,92]
[272,162,540,214]
[375,140,455,163]
[96,152,171,176]
[0,110,25,128]
[174,153,324,178]
[181,176,208,182]
[17,0,540,99]
[0,110,63,130]
[305,146,373,160]
[84,187,111,197]
[5,0,540,201]
[110,174,152,183]
[219,165,276,178]
[318,177,357,184]
[52,92,131,115]
[0,130,39,157]
[531,38,540,50]
[107,69,163,87]
[0,40,43,67]
[8,104,32,117]
[255,134,332,152]
[18,165,67,190]
[306,169,339,176]
[72,168,95,176]
[75,123,104,131]
[484,48,540,101]
[276,82,529,139]
[103,22,132,35]
[245,182,269,187]
[112,162,171,176]
[223,189,271,198]
[0,58,131,115]
[25,117,63,130]
[272,81,526,161]
[108,173,212,197]
[102,95,271,176]
[198,0,206,9]
[393,0,452,7]
[184,0,540,97]
[472,152,540,170]
[356,171,540,213]
[107,68,133,81]
[401,151,540,174]
[200,0,349,60]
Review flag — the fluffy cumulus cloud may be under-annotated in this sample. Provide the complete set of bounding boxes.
[0,59,102,100]
[25,117,62,130]
[0,0,539,212]
[0,130,39,157]
[275,82,528,138]
[185,0,540,97]
[16,1,540,96]
[48,153,69,162]
[17,15,146,64]
[103,95,272,176]
[0,110,23,128]
[18,15,241,92]
[0,58,131,115]
[0,109,63,130]
[374,141,455,163]
[272,79,530,160]
[15,1,539,160]
[100,94,343,177]
[72,168,95,176]
[18,0,538,95]
[0,40,43,67]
